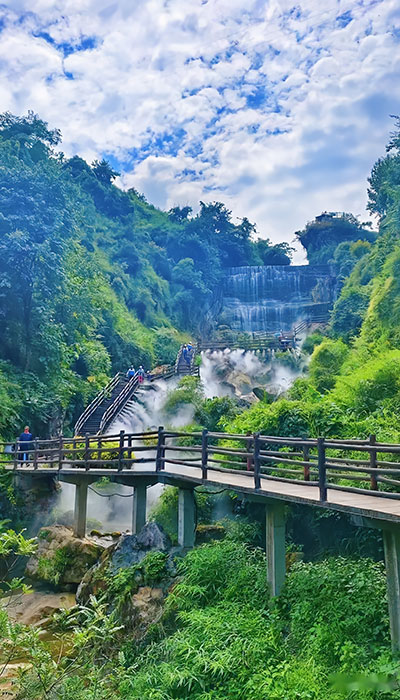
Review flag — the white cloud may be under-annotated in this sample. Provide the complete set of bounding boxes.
[0,0,399,260]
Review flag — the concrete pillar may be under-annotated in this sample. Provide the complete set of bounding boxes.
[383,528,400,652]
[73,481,88,538]
[132,483,147,534]
[266,501,286,597]
[178,488,195,548]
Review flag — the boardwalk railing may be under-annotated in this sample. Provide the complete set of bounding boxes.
[199,316,331,352]
[74,372,124,436]
[4,430,400,501]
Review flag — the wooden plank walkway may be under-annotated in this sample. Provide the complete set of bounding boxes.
[11,462,400,524]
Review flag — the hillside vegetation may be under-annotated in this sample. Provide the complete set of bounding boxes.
[0,111,290,438]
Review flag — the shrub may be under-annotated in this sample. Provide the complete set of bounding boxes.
[302,331,325,355]
[309,339,348,392]
[279,557,389,668]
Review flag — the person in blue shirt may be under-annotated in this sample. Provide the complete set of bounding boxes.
[18,426,33,462]
[126,366,136,378]
[137,366,145,384]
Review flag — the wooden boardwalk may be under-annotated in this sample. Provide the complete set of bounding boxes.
[5,427,400,525]
[10,460,400,524]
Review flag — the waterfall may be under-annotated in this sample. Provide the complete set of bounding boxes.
[221,264,336,332]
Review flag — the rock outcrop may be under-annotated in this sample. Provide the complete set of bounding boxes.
[25,525,108,588]
[77,521,174,603]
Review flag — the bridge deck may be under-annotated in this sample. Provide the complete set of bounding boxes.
[11,463,400,523]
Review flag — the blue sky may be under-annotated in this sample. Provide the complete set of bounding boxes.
[1,0,400,260]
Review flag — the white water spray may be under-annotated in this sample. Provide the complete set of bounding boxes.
[52,349,304,534]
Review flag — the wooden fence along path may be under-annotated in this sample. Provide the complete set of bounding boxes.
[198,316,329,352]
[4,429,400,522]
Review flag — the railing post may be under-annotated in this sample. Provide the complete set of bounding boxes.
[303,443,310,481]
[156,426,165,471]
[118,430,125,472]
[127,434,133,469]
[33,438,39,470]
[253,432,261,489]
[58,435,63,471]
[84,433,90,471]
[201,429,208,479]
[246,432,253,471]
[317,437,327,501]
[369,434,378,491]
[13,439,18,470]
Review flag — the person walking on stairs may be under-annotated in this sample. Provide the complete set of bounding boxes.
[137,366,145,384]
[183,344,190,366]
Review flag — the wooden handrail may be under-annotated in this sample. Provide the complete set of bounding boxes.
[74,372,124,436]
[10,428,400,504]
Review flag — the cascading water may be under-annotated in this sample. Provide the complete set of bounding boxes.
[221,264,336,332]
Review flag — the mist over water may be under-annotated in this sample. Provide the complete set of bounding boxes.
[200,348,303,398]
[52,349,304,534]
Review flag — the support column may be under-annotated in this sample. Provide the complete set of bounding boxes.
[383,528,400,652]
[178,488,195,548]
[266,501,286,597]
[132,483,147,534]
[73,481,88,538]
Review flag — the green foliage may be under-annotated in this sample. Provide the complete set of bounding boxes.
[295,212,376,264]
[195,395,240,430]
[149,486,213,543]
[164,375,203,415]
[153,328,182,365]
[0,522,37,589]
[279,557,389,667]
[37,546,74,586]
[254,238,293,265]
[1,534,396,700]
[330,286,370,339]
[301,330,325,355]
[142,551,169,585]
[115,542,392,700]
[331,350,400,415]
[309,339,349,392]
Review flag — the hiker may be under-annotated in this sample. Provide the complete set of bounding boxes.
[18,426,33,463]
[182,344,189,365]
[137,366,145,384]
[126,366,136,378]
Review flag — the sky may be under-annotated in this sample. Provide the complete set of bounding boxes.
[1,0,400,261]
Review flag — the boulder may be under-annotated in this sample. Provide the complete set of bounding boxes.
[25,525,106,588]
[77,522,173,603]
[226,370,253,396]
[109,521,171,573]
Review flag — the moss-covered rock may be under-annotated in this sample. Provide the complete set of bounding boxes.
[77,522,178,606]
[25,525,105,588]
